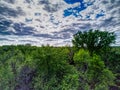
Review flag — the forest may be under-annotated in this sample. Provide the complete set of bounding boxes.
[0,30,120,90]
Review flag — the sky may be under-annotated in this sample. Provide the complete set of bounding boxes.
[0,0,120,46]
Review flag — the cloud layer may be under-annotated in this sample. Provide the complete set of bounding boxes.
[0,0,120,46]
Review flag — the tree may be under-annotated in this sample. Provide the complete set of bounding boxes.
[73,49,115,90]
[0,47,25,90]
[72,29,116,54]
[32,46,79,90]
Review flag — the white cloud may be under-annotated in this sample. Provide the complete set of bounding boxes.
[0,0,120,46]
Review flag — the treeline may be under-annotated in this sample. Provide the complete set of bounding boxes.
[0,30,120,90]
[0,45,120,90]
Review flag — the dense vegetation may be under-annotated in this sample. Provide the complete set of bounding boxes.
[0,30,120,90]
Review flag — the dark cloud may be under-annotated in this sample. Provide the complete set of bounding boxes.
[0,18,13,35]
[34,29,75,40]
[38,0,62,13]
[33,34,53,38]
[12,23,35,35]
[101,1,109,4]
[0,37,14,42]
[100,17,120,28]
[25,0,32,3]
[103,0,120,15]
[4,0,16,4]
[52,28,78,39]
[19,40,36,43]
[0,38,9,41]
[0,4,25,17]
[38,0,49,5]
[43,4,60,13]
[0,21,35,35]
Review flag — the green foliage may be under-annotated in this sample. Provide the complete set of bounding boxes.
[0,45,119,90]
[32,46,79,90]
[100,49,120,73]
[73,49,115,90]
[95,84,108,90]
[72,29,116,54]
[0,47,25,90]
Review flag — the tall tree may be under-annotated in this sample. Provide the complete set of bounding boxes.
[72,29,116,54]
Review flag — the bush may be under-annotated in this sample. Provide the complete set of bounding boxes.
[73,49,115,90]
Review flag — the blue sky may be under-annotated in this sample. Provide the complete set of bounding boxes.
[64,0,105,19]
[64,0,90,17]
[0,0,120,46]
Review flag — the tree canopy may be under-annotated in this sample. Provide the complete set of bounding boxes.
[72,29,116,54]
